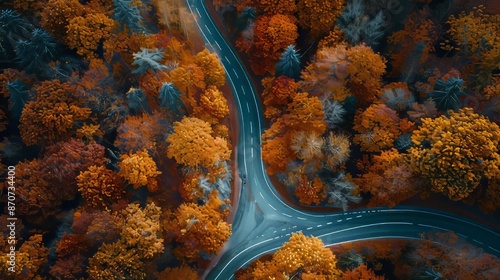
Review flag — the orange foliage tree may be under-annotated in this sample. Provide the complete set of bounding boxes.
[238,14,298,75]
[244,0,297,15]
[236,232,342,279]
[345,44,387,107]
[76,165,126,210]
[355,149,418,207]
[193,85,230,124]
[87,241,146,280]
[164,191,231,261]
[194,48,226,88]
[342,263,384,280]
[158,265,200,279]
[294,176,326,205]
[297,0,345,38]
[409,107,500,200]
[353,104,413,152]
[167,117,231,180]
[261,75,299,120]
[0,234,48,279]
[119,202,164,259]
[118,149,162,192]
[66,12,114,59]
[40,0,85,40]
[19,80,91,146]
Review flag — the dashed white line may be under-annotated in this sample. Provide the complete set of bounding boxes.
[317,224,322,228]
[282,213,292,218]
[195,7,201,17]
[326,222,332,225]
[269,204,276,211]
[250,121,253,133]
[456,233,468,239]
[489,246,500,254]
[251,147,254,157]
[215,41,222,50]
[473,239,484,245]
[205,25,212,34]
[356,215,362,218]
[251,137,253,145]
[307,227,313,230]
[246,102,250,113]
[346,217,352,221]
[297,217,307,220]
[337,219,342,222]
[240,85,245,95]
[417,224,449,232]
[273,230,277,233]
[259,192,264,199]
[281,228,286,231]
[285,233,290,236]
[233,68,239,78]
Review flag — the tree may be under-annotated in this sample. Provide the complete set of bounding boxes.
[194,85,230,123]
[262,136,294,175]
[284,92,326,134]
[194,48,226,88]
[297,0,345,38]
[66,12,114,59]
[132,48,168,74]
[77,165,126,210]
[290,131,324,163]
[167,117,231,180]
[14,28,57,75]
[409,108,500,201]
[112,0,145,33]
[19,80,91,146]
[236,232,342,279]
[345,44,386,107]
[165,191,231,261]
[342,263,384,280]
[241,14,298,75]
[275,45,301,79]
[294,176,326,205]
[324,171,361,211]
[118,149,162,192]
[262,75,299,120]
[119,203,164,259]
[158,82,185,116]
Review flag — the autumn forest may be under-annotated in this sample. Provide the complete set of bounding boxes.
[0,0,499,279]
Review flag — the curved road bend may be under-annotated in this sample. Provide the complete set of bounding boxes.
[185,1,500,279]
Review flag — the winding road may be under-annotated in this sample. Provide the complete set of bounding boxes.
[185,1,500,279]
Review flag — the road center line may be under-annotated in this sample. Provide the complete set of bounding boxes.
[337,219,342,222]
[327,222,332,225]
[282,213,292,218]
[246,102,250,113]
[297,217,306,220]
[233,68,239,78]
[195,7,201,17]
[205,24,212,34]
[268,204,276,211]
[240,85,245,95]
[417,223,449,232]
[259,192,264,199]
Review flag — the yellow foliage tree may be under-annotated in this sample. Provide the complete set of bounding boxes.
[409,108,500,200]
[167,117,231,180]
[118,150,162,192]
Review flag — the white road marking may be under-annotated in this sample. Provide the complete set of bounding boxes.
[259,192,264,199]
[417,223,449,232]
[269,204,276,211]
[240,85,245,95]
[307,227,313,230]
[356,215,362,218]
[346,217,352,221]
[317,224,322,228]
[251,137,253,145]
[205,25,212,34]
[473,239,484,245]
[286,233,290,236]
[273,230,277,233]
[246,102,250,113]
[233,68,239,78]
[250,121,253,133]
[327,222,332,225]
[251,147,254,157]
[196,7,201,17]
[282,213,292,218]
[456,233,468,239]
[215,40,222,50]
[297,217,306,220]
[489,246,500,254]
[337,219,342,222]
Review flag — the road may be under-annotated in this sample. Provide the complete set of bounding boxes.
[186,1,500,279]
